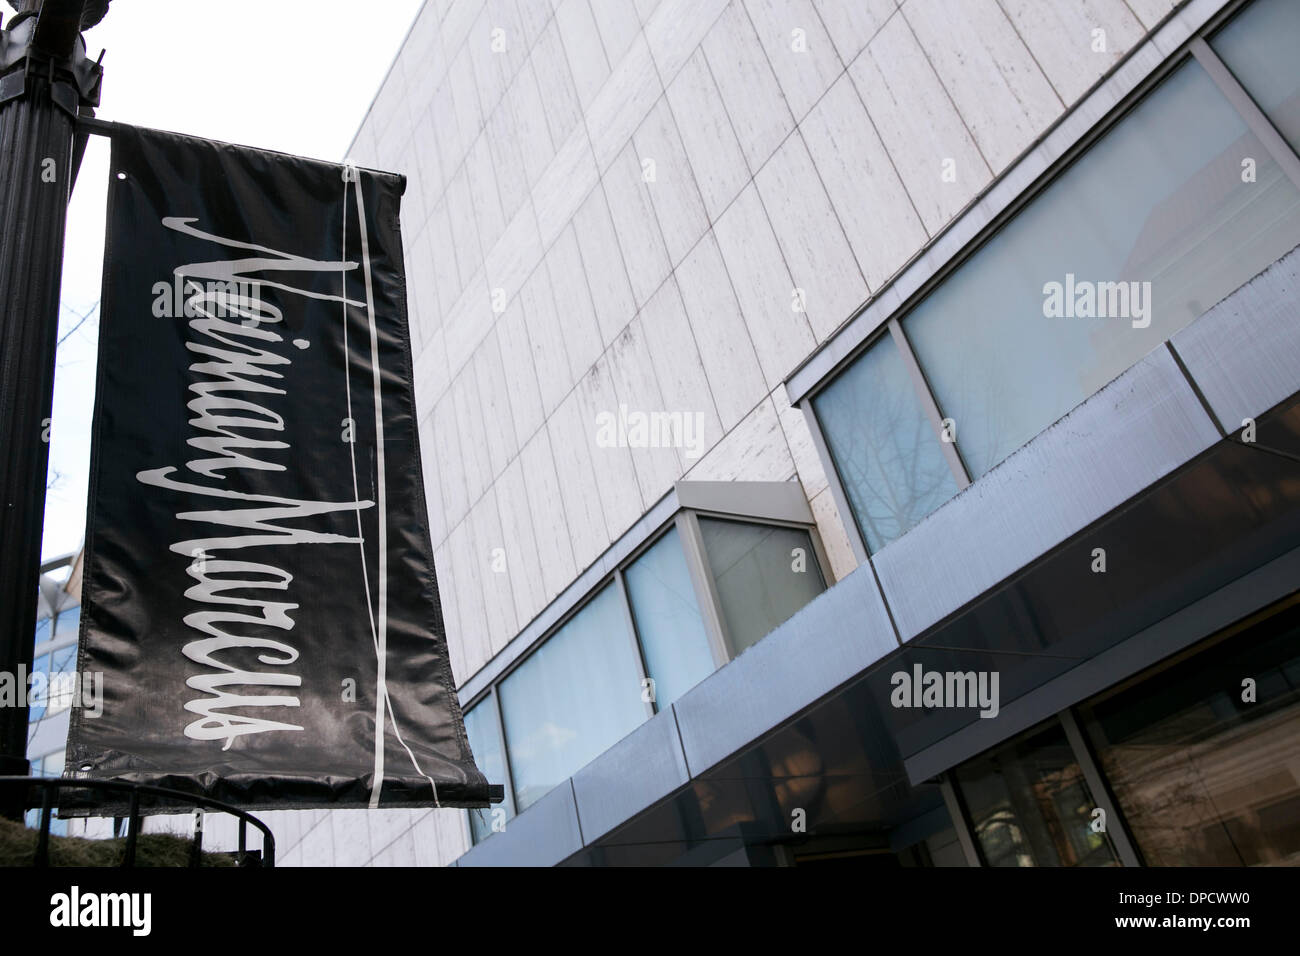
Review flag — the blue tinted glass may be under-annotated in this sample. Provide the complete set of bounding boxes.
[499,585,645,812]
[464,701,511,843]
[1212,0,1300,152]
[28,654,49,721]
[50,645,76,671]
[906,60,1300,478]
[624,527,715,708]
[54,607,80,640]
[813,333,960,551]
[47,645,78,714]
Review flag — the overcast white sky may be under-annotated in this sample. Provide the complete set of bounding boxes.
[41,0,424,560]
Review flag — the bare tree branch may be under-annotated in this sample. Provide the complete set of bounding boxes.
[57,299,99,348]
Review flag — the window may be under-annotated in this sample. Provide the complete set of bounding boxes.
[623,526,714,709]
[46,644,78,715]
[810,4,1300,553]
[1212,0,1300,152]
[498,585,646,812]
[1081,601,1300,866]
[954,722,1120,867]
[907,58,1300,480]
[464,699,512,844]
[698,518,826,656]
[464,495,830,835]
[28,654,49,721]
[53,606,80,641]
[812,331,960,551]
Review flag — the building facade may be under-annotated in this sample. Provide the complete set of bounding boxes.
[220,0,1299,866]
[24,552,83,836]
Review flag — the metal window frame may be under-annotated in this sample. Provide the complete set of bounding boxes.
[613,568,657,719]
[788,0,1261,407]
[1189,35,1300,191]
[676,511,733,670]
[941,708,1146,868]
[888,318,972,491]
[1058,708,1143,867]
[683,508,831,661]
[939,586,1300,869]
[462,572,630,835]
[465,683,518,847]
[938,773,983,867]
[698,509,833,595]
[802,318,972,561]
[459,491,831,838]
[790,0,1297,568]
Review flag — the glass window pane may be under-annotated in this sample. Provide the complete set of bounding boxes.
[698,518,826,656]
[1083,602,1300,866]
[906,60,1300,478]
[1212,0,1300,152]
[463,700,512,843]
[499,585,646,812]
[47,645,78,715]
[624,526,715,708]
[28,653,49,721]
[955,722,1120,867]
[34,616,51,647]
[813,333,961,551]
[54,606,80,641]
[42,750,65,778]
[49,645,76,671]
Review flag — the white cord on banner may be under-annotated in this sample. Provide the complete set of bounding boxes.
[342,163,442,810]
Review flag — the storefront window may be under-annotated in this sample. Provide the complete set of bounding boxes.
[1082,601,1300,866]
[955,721,1119,867]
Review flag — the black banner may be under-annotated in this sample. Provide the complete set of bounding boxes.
[65,124,492,811]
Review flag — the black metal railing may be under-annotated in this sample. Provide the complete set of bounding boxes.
[0,776,275,867]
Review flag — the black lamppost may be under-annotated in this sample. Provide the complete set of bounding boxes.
[0,0,105,819]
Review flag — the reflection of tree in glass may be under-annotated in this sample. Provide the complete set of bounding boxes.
[817,370,955,550]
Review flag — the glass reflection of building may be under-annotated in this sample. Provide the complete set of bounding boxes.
[24,551,83,836]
